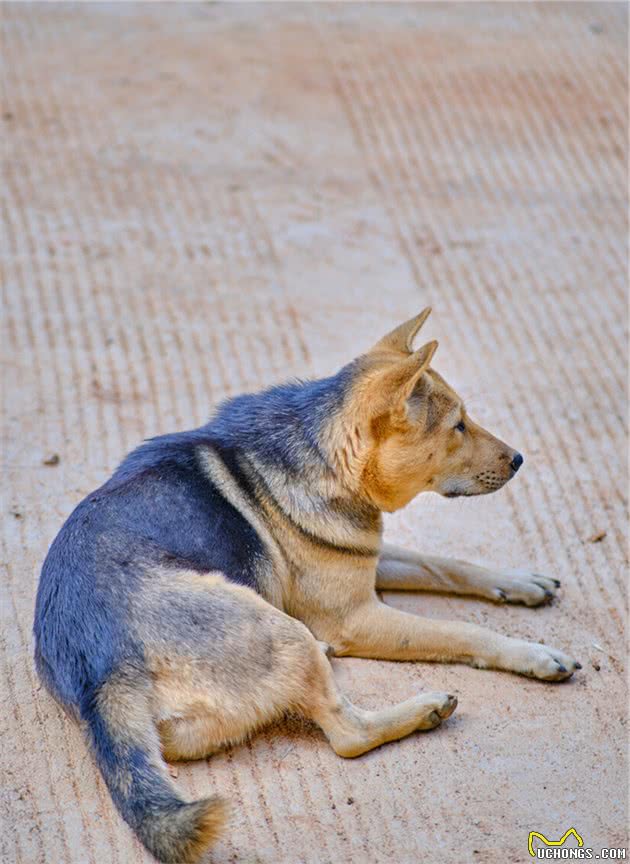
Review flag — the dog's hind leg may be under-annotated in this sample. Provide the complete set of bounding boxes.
[306,652,457,758]
[377,543,560,607]
[149,572,456,763]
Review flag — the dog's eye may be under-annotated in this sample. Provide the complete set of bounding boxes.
[454,421,465,432]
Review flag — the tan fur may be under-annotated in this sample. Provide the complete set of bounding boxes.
[189,799,229,862]
[112,310,578,860]
[170,797,229,864]
[143,569,456,770]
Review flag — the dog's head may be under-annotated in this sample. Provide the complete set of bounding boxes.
[339,309,523,512]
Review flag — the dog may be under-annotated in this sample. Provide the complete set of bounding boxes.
[34,308,580,863]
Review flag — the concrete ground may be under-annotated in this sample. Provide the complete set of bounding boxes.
[2,3,628,863]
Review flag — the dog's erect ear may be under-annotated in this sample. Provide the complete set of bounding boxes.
[371,308,432,355]
[373,339,438,417]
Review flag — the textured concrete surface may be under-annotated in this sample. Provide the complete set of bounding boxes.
[2,3,628,863]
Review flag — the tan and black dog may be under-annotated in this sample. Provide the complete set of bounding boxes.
[34,309,580,862]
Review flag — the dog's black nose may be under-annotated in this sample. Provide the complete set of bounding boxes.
[510,452,524,473]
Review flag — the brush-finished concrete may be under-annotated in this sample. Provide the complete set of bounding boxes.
[2,4,627,862]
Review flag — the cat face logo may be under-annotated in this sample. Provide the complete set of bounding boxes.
[528,827,584,857]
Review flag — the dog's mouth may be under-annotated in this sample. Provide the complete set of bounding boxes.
[441,486,477,499]
[444,490,498,499]
[442,476,510,498]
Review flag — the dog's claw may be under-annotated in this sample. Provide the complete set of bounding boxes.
[444,694,458,715]
[575,661,582,670]
[413,692,458,731]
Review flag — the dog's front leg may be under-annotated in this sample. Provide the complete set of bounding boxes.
[333,599,580,681]
[377,543,560,606]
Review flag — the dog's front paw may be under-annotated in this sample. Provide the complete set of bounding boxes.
[489,570,561,607]
[506,641,582,681]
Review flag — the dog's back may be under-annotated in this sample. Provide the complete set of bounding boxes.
[34,425,276,861]
[34,430,266,699]
[34,371,354,862]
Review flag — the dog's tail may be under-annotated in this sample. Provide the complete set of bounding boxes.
[83,668,228,863]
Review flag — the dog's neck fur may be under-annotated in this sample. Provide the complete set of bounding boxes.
[209,366,383,552]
